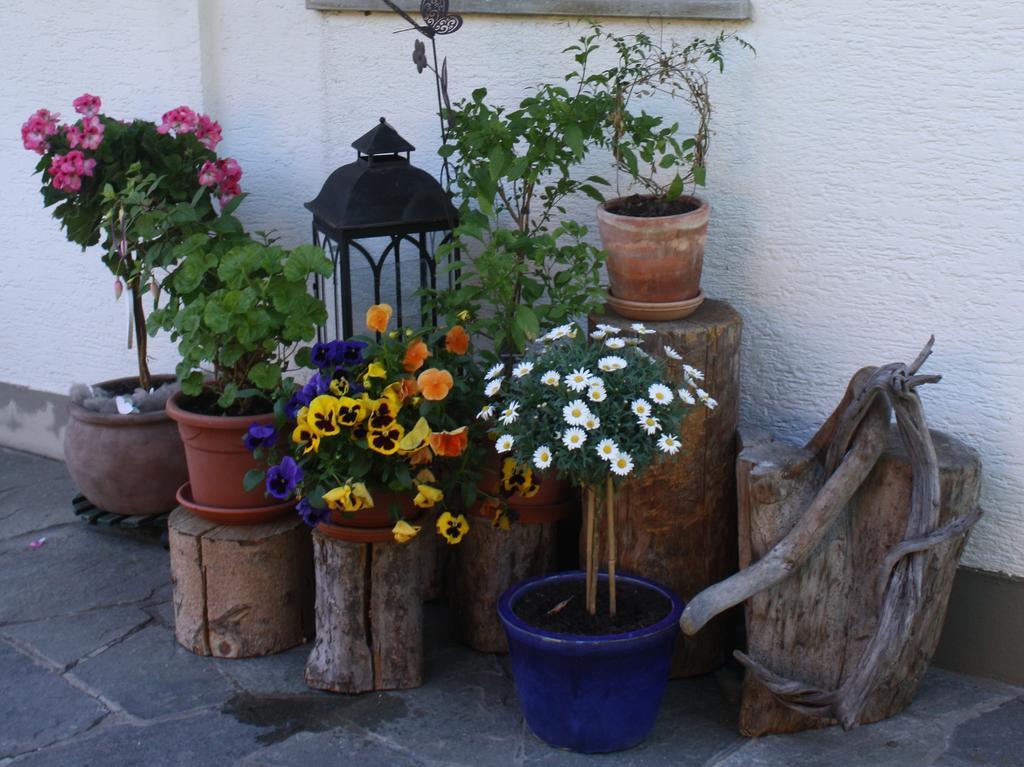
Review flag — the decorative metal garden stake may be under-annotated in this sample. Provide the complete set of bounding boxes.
[305,117,458,340]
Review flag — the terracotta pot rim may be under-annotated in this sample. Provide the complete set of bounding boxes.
[67,374,179,427]
[166,389,275,429]
[598,194,709,224]
[315,520,402,544]
[176,481,296,524]
[470,499,574,525]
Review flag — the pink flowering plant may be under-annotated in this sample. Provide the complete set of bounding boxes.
[21,95,243,390]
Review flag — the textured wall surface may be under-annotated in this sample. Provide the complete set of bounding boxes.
[1,1,1021,575]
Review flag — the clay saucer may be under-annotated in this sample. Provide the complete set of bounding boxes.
[605,289,706,321]
[176,482,296,525]
[316,520,398,544]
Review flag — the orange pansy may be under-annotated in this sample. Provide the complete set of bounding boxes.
[429,426,469,457]
[407,445,433,465]
[417,368,454,401]
[403,338,430,373]
[400,377,419,401]
[445,325,470,356]
[366,303,393,333]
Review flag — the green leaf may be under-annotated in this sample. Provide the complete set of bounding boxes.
[659,154,677,169]
[666,175,684,200]
[564,124,584,157]
[284,245,332,281]
[243,469,265,493]
[514,305,540,340]
[249,362,282,393]
[693,165,707,187]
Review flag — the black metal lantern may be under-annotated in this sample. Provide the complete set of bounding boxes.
[305,117,458,341]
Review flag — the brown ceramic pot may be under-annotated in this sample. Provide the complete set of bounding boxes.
[165,390,276,511]
[63,375,188,517]
[318,487,421,542]
[597,195,709,305]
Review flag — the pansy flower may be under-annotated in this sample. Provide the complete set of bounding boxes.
[297,498,330,528]
[437,511,470,544]
[266,457,303,500]
[414,484,444,508]
[243,423,276,452]
[308,395,341,437]
[336,396,368,427]
[368,423,405,455]
[392,520,422,543]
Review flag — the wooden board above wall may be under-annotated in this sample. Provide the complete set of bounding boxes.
[306,0,753,21]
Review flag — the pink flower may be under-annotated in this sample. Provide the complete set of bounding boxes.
[73,93,101,118]
[65,124,83,148]
[198,160,223,187]
[197,157,243,205]
[47,150,96,193]
[79,116,104,151]
[195,114,222,150]
[157,105,199,135]
[21,109,60,154]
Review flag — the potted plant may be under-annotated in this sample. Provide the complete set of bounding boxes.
[21,95,240,515]
[150,214,333,523]
[487,320,715,752]
[586,26,752,319]
[249,304,484,544]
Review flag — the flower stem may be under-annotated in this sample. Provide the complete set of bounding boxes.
[607,475,617,617]
[584,485,596,615]
[130,275,151,391]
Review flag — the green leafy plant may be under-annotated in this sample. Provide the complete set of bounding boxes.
[150,213,333,413]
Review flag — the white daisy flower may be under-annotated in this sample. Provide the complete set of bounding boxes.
[596,323,622,335]
[630,398,652,418]
[596,438,618,462]
[499,401,521,425]
[610,451,635,476]
[495,434,515,453]
[677,388,696,405]
[704,396,718,410]
[630,322,656,335]
[695,387,711,403]
[639,415,662,434]
[484,378,503,397]
[544,323,575,342]
[512,361,535,378]
[583,413,601,431]
[590,329,607,340]
[663,345,683,361]
[597,355,627,372]
[587,385,608,403]
[562,399,591,426]
[485,363,504,381]
[605,338,626,349]
[533,445,553,470]
[648,383,674,406]
[683,364,705,382]
[540,370,561,387]
[476,405,495,420]
[562,427,587,451]
[658,435,681,455]
[566,368,594,391]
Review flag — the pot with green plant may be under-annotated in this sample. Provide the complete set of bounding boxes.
[21,95,240,515]
[487,320,714,752]
[151,213,333,523]
[586,27,752,320]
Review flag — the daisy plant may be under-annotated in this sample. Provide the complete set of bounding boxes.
[247,305,485,545]
[482,320,715,616]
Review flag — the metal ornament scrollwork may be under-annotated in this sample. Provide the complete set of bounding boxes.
[381,0,463,37]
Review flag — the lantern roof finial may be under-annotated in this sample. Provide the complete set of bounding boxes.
[352,117,416,156]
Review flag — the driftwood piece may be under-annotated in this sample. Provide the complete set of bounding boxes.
[168,508,314,658]
[305,530,427,693]
[590,300,742,676]
[450,516,558,653]
[681,339,983,734]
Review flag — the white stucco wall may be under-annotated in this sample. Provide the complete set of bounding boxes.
[1,0,1021,575]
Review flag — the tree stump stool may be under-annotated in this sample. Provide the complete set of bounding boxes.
[450,515,560,653]
[588,299,742,677]
[305,528,428,693]
[168,509,314,658]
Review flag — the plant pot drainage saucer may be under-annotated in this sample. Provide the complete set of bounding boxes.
[176,482,296,525]
[315,521,398,544]
[605,289,705,321]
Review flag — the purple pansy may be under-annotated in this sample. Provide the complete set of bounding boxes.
[311,340,368,370]
[266,456,303,500]
[297,498,329,527]
[243,423,277,452]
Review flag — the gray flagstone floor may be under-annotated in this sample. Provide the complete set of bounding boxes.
[1,446,1021,766]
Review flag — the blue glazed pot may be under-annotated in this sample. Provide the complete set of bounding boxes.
[498,571,684,753]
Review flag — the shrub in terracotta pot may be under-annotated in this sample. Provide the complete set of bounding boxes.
[151,211,332,523]
[21,95,241,515]
[485,319,716,752]
[250,304,485,545]
[587,26,752,319]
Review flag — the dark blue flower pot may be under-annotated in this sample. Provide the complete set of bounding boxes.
[498,571,684,754]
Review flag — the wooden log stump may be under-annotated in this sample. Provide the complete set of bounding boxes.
[450,515,559,653]
[734,427,982,736]
[305,529,427,693]
[588,299,742,677]
[168,508,314,658]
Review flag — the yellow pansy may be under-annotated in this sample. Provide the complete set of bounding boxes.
[368,399,400,430]
[492,507,511,531]
[413,484,444,509]
[392,520,422,544]
[436,511,470,544]
[398,417,432,454]
[329,376,349,397]
[323,482,375,513]
[308,395,341,437]
[368,423,405,455]
[336,396,368,427]
[362,362,387,385]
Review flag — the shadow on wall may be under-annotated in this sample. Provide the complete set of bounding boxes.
[0,382,68,460]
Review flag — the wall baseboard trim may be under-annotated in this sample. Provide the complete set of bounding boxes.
[0,381,69,460]
[934,567,1024,686]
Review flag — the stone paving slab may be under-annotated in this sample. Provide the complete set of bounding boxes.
[1,447,1022,766]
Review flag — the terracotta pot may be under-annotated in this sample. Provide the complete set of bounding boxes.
[63,375,188,517]
[597,195,709,305]
[478,458,579,524]
[165,390,276,511]
[318,487,421,542]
